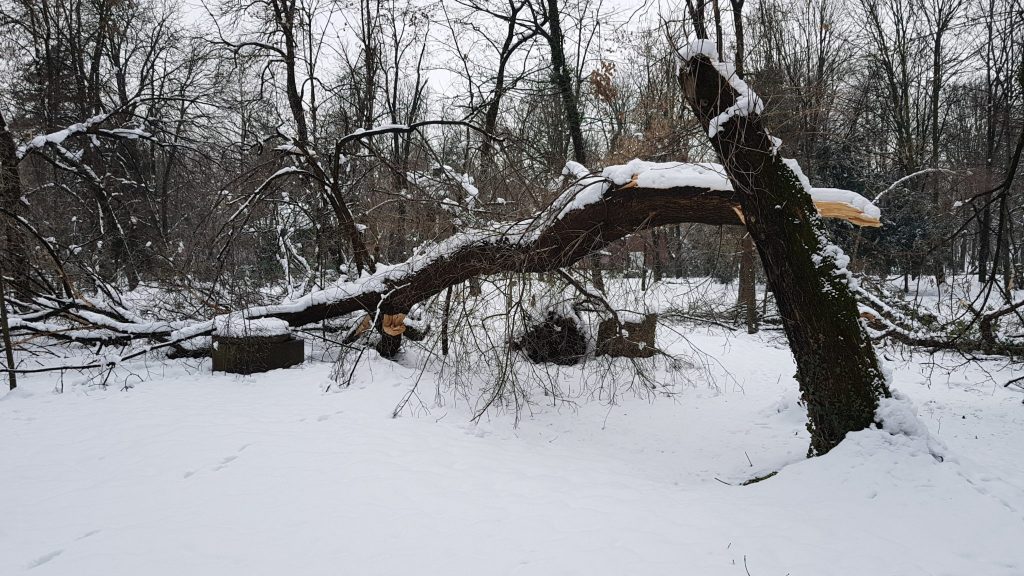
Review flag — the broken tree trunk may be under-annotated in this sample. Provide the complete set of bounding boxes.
[596,313,658,358]
[678,41,890,455]
[211,333,305,375]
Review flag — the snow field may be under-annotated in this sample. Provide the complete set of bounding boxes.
[1,324,1023,575]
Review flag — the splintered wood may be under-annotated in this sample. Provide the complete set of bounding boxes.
[813,201,881,227]
[353,313,407,337]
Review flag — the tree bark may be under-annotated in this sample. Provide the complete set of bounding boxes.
[738,233,758,333]
[0,112,28,294]
[729,0,756,333]
[730,0,746,77]
[0,269,15,390]
[543,0,605,292]
[544,0,587,167]
[678,48,890,455]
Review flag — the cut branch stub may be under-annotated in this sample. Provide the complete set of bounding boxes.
[212,334,304,375]
[596,314,658,358]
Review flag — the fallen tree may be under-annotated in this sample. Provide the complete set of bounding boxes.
[4,160,880,344]
[262,161,881,325]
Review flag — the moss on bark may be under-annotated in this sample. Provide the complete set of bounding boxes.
[680,55,891,455]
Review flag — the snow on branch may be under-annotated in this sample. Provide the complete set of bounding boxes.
[872,168,967,204]
[226,166,310,224]
[675,43,882,226]
[16,112,154,160]
[17,114,111,158]
[677,40,765,139]
[599,160,881,227]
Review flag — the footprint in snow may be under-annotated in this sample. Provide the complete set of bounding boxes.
[187,446,249,476]
[213,455,238,471]
[27,549,63,569]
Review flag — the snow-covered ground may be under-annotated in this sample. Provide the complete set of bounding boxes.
[2,321,1023,575]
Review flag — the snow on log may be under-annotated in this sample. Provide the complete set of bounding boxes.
[602,160,881,228]
[213,316,292,337]
[810,188,882,227]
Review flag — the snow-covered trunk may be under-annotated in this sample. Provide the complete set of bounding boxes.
[679,47,891,455]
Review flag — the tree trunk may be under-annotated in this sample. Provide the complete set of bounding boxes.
[544,0,587,167]
[679,47,890,455]
[651,229,664,282]
[980,12,995,284]
[730,0,756,334]
[269,182,750,325]
[730,0,746,77]
[544,0,605,292]
[441,286,453,356]
[999,196,1013,299]
[589,253,606,292]
[738,233,758,333]
[0,112,28,294]
[251,176,875,330]
[0,269,15,390]
[928,18,947,289]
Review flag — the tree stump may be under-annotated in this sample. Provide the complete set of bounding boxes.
[376,313,406,358]
[211,317,304,374]
[212,333,304,374]
[596,313,657,358]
